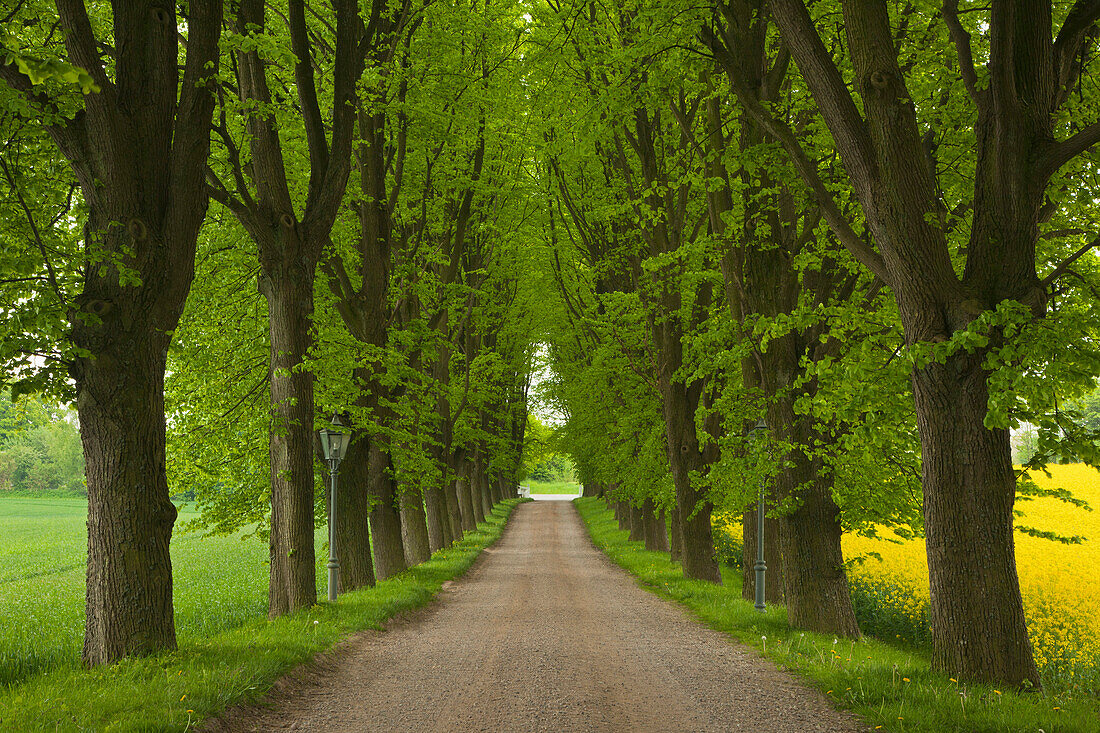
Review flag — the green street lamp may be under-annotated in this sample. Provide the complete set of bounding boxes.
[319,413,350,602]
[749,418,768,613]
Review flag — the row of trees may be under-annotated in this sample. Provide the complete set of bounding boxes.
[0,0,537,667]
[528,0,1100,693]
[0,394,83,494]
[4,0,1100,695]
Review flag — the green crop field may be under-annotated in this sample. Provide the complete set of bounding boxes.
[525,480,581,494]
[0,496,524,730]
[0,496,289,688]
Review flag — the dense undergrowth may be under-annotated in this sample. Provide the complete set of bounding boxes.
[577,497,1099,733]
[0,498,525,732]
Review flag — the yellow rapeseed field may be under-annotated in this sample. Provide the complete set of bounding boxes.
[842,463,1100,691]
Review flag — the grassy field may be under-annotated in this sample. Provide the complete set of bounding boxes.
[0,495,525,730]
[525,479,581,494]
[577,496,1100,733]
[0,497,271,688]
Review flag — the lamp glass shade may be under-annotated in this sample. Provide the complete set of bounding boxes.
[320,415,350,462]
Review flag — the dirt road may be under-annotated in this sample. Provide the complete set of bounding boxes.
[207,500,866,732]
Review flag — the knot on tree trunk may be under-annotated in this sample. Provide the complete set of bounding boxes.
[127,218,148,241]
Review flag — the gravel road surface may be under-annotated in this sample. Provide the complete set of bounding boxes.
[205,500,866,732]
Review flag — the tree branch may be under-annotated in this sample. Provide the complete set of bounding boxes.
[1041,235,1100,288]
[1037,121,1100,180]
[701,22,889,282]
[0,156,66,307]
[1053,0,1100,106]
[942,0,985,105]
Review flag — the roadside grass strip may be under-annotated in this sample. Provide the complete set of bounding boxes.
[574,497,1100,733]
[0,498,526,732]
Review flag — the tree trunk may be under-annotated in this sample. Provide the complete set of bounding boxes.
[916,353,1039,686]
[261,255,318,618]
[334,434,375,591]
[444,475,464,541]
[642,498,663,552]
[16,0,224,667]
[367,440,406,580]
[651,317,720,583]
[455,473,476,534]
[741,509,783,604]
[475,457,493,519]
[424,483,448,553]
[616,500,630,531]
[79,340,178,664]
[629,502,645,542]
[399,486,431,566]
[669,507,683,562]
[653,507,670,552]
[777,471,858,637]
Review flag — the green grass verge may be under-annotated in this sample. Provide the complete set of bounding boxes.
[574,497,1099,733]
[0,498,527,732]
[525,479,581,494]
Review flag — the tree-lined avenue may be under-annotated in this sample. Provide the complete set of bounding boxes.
[206,500,864,733]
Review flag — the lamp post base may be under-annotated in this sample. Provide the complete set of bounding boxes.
[754,560,767,612]
[327,559,340,602]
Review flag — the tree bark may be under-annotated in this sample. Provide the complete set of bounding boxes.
[642,498,663,552]
[424,482,448,553]
[917,352,1036,684]
[658,371,720,583]
[334,434,375,591]
[444,471,465,541]
[399,486,431,566]
[669,507,683,562]
[653,507,670,553]
[79,342,178,664]
[262,265,318,615]
[367,440,407,580]
[455,459,477,534]
[628,502,645,542]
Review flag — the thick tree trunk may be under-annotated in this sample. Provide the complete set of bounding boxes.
[455,473,476,534]
[466,458,486,524]
[653,323,720,583]
[777,470,859,637]
[628,503,645,542]
[367,441,407,580]
[424,483,448,553]
[475,457,493,519]
[642,498,663,552]
[653,507,670,552]
[444,475,464,541]
[669,507,683,562]
[916,353,1039,686]
[616,500,630,531]
[334,435,375,591]
[741,509,783,604]
[489,473,503,505]
[399,487,431,566]
[262,258,318,618]
[22,0,223,668]
[79,339,178,664]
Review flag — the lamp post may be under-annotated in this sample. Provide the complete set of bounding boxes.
[749,418,768,613]
[319,413,350,602]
